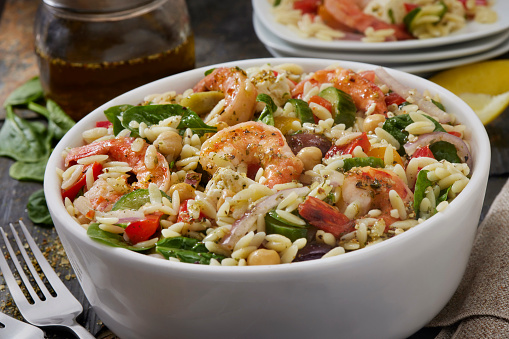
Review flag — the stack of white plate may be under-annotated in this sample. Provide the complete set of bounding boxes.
[252,0,509,75]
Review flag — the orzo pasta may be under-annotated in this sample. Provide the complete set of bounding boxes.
[268,0,497,42]
[58,62,473,266]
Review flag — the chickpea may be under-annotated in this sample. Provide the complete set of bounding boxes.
[153,131,182,161]
[297,146,323,171]
[247,249,281,266]
[363,114,386,133]
[169,182,196,201]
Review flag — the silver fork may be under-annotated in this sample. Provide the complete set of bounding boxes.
[0,311,45,338]
[0,221,95,338]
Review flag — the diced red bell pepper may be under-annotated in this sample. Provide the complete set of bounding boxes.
[385,92,406,106]
[298,196,355,238]
[411,145,435,160]
[293,0,321,14]
[125,212,163,244]
[448,131,462,138]
[95,121,113,128]
[404,2,419,12]
[325,132,371,158]
[61,162,103,201]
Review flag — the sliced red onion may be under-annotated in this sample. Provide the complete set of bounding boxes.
[404,132,472,169]
[220,186,310,250]
[184,172,202,188]
[374,67,451,124]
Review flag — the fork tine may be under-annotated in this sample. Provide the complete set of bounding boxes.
[8,222,53,298]
[0,227,37,308]
[15,221,68,294]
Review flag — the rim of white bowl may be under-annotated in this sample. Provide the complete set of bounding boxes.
[44,57,491,276]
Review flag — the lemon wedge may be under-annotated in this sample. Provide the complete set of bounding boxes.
[429,60,509,125]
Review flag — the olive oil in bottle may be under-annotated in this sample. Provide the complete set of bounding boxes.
[34,0,195,121]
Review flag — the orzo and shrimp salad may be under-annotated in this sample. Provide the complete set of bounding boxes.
[59,62,472,266]
[269,0,498,42]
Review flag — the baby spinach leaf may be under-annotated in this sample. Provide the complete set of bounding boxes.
[87,223,154,251]
[9,157,48,182]
[256,93,276,126]
[342,157,384,172]
[104,104,133,136]
[430,141,461,163]
[46,99,76,138]
[0,106,51,162]
[3,77,43,107]
[27,189,53,225]
[382,113,445,151]
[121,104,186,136]
[156,236,225,264]
[178,109,217,136]
[413,169,433,218]
[437,186,451,205]
[28,100,75,140]
[112,189,171,211]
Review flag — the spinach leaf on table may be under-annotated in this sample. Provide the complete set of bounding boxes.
[9,157,48,182]
[28,100,75,139]
[27,189,53,225]
[3,76,43,107]
[0,106,52,162]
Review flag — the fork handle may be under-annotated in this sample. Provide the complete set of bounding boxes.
[66,322,96,339]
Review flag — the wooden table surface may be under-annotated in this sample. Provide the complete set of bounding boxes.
[0,0,508,338]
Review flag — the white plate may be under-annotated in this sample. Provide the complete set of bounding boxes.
[254,12,509,64]
[265,35,509,75]
[253,0,509,51]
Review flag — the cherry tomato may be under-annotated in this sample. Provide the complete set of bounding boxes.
[448,131,462,138]
[61,162,103,201]
[404,3,419,12]
[411,145,435,159]
[125,213,163,244]
[325,132,371,158]
[293,0,321,14]
[384,92,406,106]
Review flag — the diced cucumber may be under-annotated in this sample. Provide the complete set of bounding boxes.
[112,189,171,211]
[287,98,315,124]
[318,87,356,128]
[265,212,307,242]
[404,1,447,34]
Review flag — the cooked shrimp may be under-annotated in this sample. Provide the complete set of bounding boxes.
[199,121,303,188]
[339,166,413,225]
[292,67,388,116]
[65,137,171,192]
[322,0,412,40]
[83,177,129,212]
[193,67,258,126]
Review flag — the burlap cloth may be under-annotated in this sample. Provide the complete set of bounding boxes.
[427,178,509,338]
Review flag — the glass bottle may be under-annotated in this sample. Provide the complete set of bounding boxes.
[34,0,195,121]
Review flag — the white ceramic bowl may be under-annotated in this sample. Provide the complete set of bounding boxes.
[44,58,490,339]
